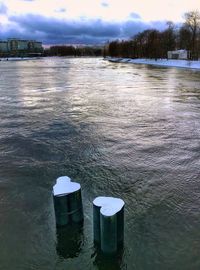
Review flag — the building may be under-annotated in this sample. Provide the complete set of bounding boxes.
[0,38,43,56]
[0,41,8,52]
[167,50,190,60]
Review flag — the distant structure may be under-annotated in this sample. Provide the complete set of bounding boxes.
[0,38,43,57]
[167,49,190,60]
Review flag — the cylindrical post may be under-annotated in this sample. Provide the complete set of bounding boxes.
[53,176,83,226]
[117,205,124,247]
[93,196,125,254]
[100,212,118,253]
[53,193,70,226]
[68,190,83,223]
[93,203,101,243]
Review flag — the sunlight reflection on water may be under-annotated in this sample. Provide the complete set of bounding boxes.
[0,58,200,270]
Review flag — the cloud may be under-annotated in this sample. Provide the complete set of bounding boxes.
[129,12,141,19]
[56,8,66,13]
[0,2,7,14]
[2,13,168,44]
[54,7,66,13]
[101,1,109,7]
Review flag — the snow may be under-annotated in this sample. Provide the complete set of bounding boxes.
[93,196,125,217]
[56,176,71,184]
[107,57,200,70]
[53,176,80,196]
[0,57,40,61]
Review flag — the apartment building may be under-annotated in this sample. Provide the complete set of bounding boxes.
[0,38,43,55]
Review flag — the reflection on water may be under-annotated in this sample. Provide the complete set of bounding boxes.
[0,58,200,270]
[93,246,125,270]
[56,223,84,259]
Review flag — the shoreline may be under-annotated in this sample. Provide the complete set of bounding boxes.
[106,57,200,70]
[0,57,42,61]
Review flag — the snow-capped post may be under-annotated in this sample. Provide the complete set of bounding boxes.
[53,176,83,226]
[93,196,125,254]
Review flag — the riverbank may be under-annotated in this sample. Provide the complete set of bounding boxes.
[106,57,200,70]
[0,57,41,61]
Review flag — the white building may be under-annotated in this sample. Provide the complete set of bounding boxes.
[167,50,190,60]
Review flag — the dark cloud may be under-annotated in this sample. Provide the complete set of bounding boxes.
[129,12,141,19]
[0,2,7,14]
[55,8,66,13]
[149,20,168,31]
[101,2,109,7]
[2,14,168,44]
[122,20,149,36]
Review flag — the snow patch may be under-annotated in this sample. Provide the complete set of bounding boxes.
[0,57,41,61]
[53,176,80,196]
[93,196,124,217]
[107,57,200,70]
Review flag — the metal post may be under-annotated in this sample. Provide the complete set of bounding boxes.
[93,201,101,243]
[93,196,125,254]
[53,176,83,226]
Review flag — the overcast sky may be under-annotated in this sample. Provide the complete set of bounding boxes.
[0,0,199,45]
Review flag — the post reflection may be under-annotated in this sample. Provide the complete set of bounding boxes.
[56,222,84,259]
[93,245,125,270]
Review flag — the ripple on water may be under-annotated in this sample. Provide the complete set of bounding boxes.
[0,58,200,270]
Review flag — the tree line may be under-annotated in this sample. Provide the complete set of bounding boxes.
[106,11,200,60]
[44,45,102,57]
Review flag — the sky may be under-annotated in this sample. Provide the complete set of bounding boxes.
[0,0,199,45]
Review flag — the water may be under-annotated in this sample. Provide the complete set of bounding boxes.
[0,57,200,270]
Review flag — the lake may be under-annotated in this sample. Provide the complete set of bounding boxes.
[0,57,200,270]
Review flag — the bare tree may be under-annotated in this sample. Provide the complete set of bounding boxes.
[106,10,200,60]
[184,10,200,59]
[161,21,176,57]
